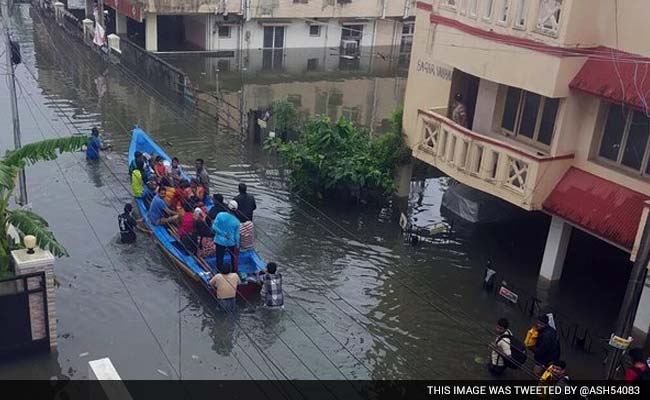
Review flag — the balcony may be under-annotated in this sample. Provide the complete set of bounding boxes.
[412,108,574,211]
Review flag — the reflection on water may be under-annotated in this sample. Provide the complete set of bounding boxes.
[163,46,408,135]
[0,6,616,381]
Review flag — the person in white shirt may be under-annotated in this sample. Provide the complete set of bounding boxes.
[488,318,512,376]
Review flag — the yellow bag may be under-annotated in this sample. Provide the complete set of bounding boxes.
[525,327,539,348]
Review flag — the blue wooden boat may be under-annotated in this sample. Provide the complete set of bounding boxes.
[128,127,264,298]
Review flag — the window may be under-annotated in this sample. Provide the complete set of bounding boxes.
[341,25,363,42]
[500,86,559,148]
[287,94,302,108]
[293,0,308,3]
[497,0,510,25]
[400,22,414,54]
[307,58,319,71]
[309,25,321,37]
[441,0,457,9]
[218,26,231,38]
[468,0,478,18]
[483,0,495,20]
[598,105,650,175]
[537,0,563,35]
[342,106,360,124]
[263,26,285,49]
[514,0,528,28]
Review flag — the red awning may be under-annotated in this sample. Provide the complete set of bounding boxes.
[542,168,649,250]
[570,47,650,111]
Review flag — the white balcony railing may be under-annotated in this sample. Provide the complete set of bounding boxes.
[413,108,574,210]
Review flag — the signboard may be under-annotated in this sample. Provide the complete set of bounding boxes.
[498,286,519,304]
[104,0,144,23]
[608,334,633,350]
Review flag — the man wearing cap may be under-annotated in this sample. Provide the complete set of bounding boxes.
[212,200,241,272]
[118,203,138,244]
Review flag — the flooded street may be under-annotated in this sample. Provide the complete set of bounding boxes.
[0,5,626,381]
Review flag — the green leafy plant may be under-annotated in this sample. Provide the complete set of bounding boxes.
[0,136,87,278]
[265,107,411,202]
[272,99,300,136]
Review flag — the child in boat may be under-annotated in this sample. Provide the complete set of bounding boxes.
[259,262,283,308]
[195,207,216,258]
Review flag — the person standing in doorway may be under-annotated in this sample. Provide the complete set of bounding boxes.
[451,92,468,128]
[195,158,211,195]
[233,183,257,222]
[209,263,240,313]
[212,200,241,272]
[488,318,512,376]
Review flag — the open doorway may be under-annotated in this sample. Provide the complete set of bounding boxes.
[448,69,480,130]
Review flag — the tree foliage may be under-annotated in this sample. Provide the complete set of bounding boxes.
[271,99,300,135]
[0,136,86,277]
[265,106,410,202]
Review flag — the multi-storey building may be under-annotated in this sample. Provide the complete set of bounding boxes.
[403,0,650,341]
[96,0,417,54]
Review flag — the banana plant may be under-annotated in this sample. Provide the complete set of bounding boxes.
[0,136,88,277]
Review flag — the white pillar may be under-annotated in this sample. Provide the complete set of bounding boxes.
[539,216,572,281]
[632,272,650,338]
[115,13,127,35]
[11,247,57,350]
[145,14,158,52]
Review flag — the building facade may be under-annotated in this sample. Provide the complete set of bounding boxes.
[97,0,417,54]
[403,0,650,340]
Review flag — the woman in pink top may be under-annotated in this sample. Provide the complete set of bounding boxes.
[177,203,197,254]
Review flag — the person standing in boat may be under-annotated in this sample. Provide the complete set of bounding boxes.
[195,158,211,195]
[209,263,240,313]
[233,183,256,222]
[212,200,240,272]
[129,151,144,176]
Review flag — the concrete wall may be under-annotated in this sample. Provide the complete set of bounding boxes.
[402,3,452,148]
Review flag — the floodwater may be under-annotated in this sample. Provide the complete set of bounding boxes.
[0,5,631,381]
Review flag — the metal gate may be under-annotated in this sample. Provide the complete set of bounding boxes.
[0,271,51,357]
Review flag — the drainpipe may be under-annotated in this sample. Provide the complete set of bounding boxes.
[245,0,251,22]
[381,0,387,19]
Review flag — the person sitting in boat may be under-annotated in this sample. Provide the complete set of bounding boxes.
[170,157,183,185]
[259,262,283,308]
[143,179,158,207]
[177,202,197,255]
[195,207,216,258]
[190,179,206,206]
[209,263,240,313]
[148,186,179,226]
[154,156,168,178]
[129,151,144,176]
[212,200,241,272]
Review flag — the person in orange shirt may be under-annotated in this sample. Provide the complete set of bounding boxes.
[154,156,168,178]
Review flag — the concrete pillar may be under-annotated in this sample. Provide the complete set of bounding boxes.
[472,79,499,136]
[85,0,93,19]
[395,160,413,198]
[11,247,57,350]
[539,216,572,281]
[145,14,158,52]
[83,18,94,42]
[115,12,127,35]
[632,272,650,342]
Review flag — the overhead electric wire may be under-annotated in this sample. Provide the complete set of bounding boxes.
[26,6,552,382]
